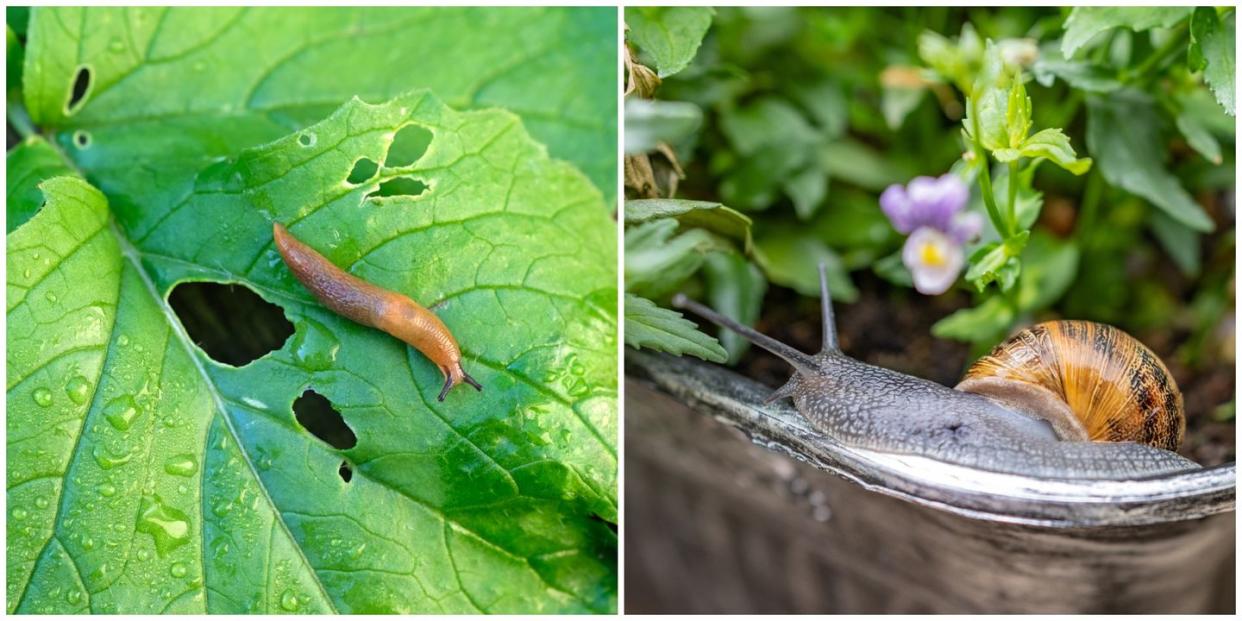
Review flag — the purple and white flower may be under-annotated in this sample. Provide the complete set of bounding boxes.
[880,174,982,295]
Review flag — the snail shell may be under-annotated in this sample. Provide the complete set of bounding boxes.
[956,320,1185,452]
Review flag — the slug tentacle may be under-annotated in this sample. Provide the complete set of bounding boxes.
[671,293,818,375]
[818,263,839,352]
[273,222,482,401]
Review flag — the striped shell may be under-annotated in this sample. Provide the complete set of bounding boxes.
[955,320,1184,451]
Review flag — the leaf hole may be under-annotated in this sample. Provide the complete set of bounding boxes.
[365,177,428,200]
[73,130,92,149]
[338,460,353,483]
[293,389,357,450]
[346,157,379,185]
[66,65,92,113]
[297,132,315,147]
[385,124,432,168]
[168,281,294,367]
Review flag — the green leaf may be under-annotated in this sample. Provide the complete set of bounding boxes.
[1061,7,1192,59]
[788,78,848,139]
[623,98,702,155]
[1015,231,1080,312]
[720,96,817,156]
[1086,92,1215,232]
[626,7,714,79]
[1148,210,1201,276]
[624,198,752,253]
[782,167,828,220]
[1008,128,1093,175]
[702,252,766,364]
[817,139,911,192]
[931,296,1014,343]
[625,219,729,299]
[7,24,22,94]
[881,85,925,130]
[1188,8,1235,116]
[623,294,727,363]
[965,231,1028,292]
[753,225,857,303]
[21,6,618,203]
[8,87,618,612]
[6,136,76,232]
[1175,106,1223,164]
[1032,46,1122,93]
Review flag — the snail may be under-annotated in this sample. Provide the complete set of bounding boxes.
[671,264,1199,480]
[273,222,482,401]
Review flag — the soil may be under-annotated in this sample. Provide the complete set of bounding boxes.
[735,272,1237,467]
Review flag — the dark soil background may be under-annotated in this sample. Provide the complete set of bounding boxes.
[733,273,1236,467]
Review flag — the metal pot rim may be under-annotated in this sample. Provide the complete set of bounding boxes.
[630,351,1236,528]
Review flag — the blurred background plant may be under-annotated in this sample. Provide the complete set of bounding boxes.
[623,6,1234,463]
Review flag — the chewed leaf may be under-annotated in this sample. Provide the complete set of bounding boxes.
[22,7,617,203]
[8,90,617,613]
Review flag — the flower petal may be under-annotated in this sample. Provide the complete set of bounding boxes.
[879,184,915,233]
[902,227,964,295]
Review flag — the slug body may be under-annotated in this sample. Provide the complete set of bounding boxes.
[273,222,482,401]
[672,265,1198,480]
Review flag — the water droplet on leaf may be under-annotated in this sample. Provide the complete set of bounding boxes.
[33,388,53,407]
[65,376,92,404]
[104,395,139,431]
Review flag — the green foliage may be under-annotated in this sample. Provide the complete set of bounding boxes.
[628,6,1233,359]
[1061,7,1192,58]
[624,98,702,155]
[626,7,715,78]
[7,7,616,614]
[623,294,728,363]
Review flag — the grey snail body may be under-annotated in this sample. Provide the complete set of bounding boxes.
[672,265,1199,480]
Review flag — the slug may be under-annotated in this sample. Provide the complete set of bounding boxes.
[672,264,1200,480]
[272,222,482,401]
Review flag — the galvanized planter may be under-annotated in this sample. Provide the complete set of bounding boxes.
[625,352,1236,614]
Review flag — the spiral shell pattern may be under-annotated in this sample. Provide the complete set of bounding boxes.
[958,320,1184,451]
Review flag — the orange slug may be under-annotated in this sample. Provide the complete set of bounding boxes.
[272,222,482,401]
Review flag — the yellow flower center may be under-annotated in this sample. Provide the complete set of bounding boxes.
[919,241,946,267]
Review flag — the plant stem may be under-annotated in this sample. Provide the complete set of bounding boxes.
[1006,160,1019,236]
[1126,22,1190,83]
[1074,169,1103,244]
[968,98,1007,237]
[7,100,37,140]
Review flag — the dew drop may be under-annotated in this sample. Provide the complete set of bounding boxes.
[92,445,134,470]
[164,454,198,477]
[33,388,53,407]
[108,37,125,53]
[45,290,58,303]
[12,508,28,520]
[135,495,191,556]
[136,548,151,562]
[290,318,340,371]
[97,482,117,497]
[103,395,140,431]
[65,589,83,605]
[65,375,92,404]
[170,562,188,578]
[81,536,95,551]
[34,496,49,509]
[22,268,31,278]
[117,334,130,347]
[280,590,299,611]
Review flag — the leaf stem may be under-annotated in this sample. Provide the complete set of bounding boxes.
[1126,22,1190,83]
[1074,169,1103,243]
[7,100,37,139]
[968,98,1007,237]
[1006,160,1019,235]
